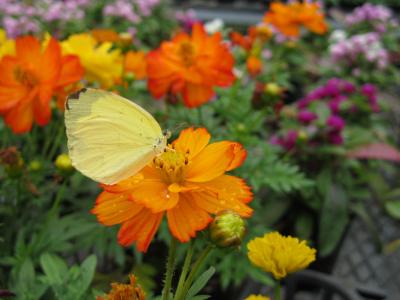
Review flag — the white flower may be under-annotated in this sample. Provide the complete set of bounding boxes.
[329,30,346,43]
[204,18,224,34]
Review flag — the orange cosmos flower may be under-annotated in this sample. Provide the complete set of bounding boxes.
[97,274,145,300]
[146,23,235,108]
[124,51,147,80]
[263,1,328,37]
[92,128,253,252]
[247,56,262,76]
[230,25,272,52]
[0,36,83,133]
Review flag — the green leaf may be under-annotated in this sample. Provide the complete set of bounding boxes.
[318,184,349,257]
[295,212,314,240]
[186,267,215,299]
[18,258,35,290]
[247,266,274,286]
[188,295,211,300]
[40,253,68,285]
[75,254,97,293]
[385,201,400,219]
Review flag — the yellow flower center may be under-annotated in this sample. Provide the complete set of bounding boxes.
[14,66,38,87]
[153,148,188,184]
[178,41,195,68]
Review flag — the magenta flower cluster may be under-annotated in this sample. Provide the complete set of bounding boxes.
[0,0,161,38]
[0,0,90,37]
[272,79,379,151]
[103,0,160,23]
[175,9,198,32]
[345,3,396,33]
[329,32,389,70]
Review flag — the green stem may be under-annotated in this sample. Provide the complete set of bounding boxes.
[176,244,214,300]
[162,237,178,300]
[274,281,282,300]
[197,106,203,125]
[174,242,194,300]
[49,180,67,217]
[47,122,65,160]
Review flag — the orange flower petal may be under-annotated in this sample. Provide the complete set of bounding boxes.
[186,141,235,182]
[226,142,247,171]
[182,83,214,108]
[101,173,144,193]
[34,84,54,126]
[15,36,41,65]
[167,193,212,242]
[192,174,253,217]
[91,191,143,226]
[39,38,61,83]
[131,180,179,213]
[173,127,210,159]
[4,90,36,133]
[118,209,163,252]
[125,51,147,80]
[0,56,20,85]
[0,85,27,112]
[56,55,84,88]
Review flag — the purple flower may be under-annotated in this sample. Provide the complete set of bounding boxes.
[298,110,317,124]
[329,95,347,114]
[361,83,380,112]
[342,81,355,94]
[327,115,345,132]
[175,9,198,32]
[270,130,299,151]
[328,132,344,145]
[361,83,376,97]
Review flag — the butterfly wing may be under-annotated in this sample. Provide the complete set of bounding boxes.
[65,88,166,184]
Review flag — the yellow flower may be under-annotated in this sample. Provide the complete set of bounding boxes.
[61,33,123,88]
[247,231,316,280]
[245,295,270,300]
[96,274,145,300]
[0,29,15,59]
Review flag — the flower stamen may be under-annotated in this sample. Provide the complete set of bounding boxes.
[154,148,188,184]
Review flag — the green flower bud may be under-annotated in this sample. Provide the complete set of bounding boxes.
[264,82,282,96]
[210,210,246,248]
[55,154,74,173]
[297,130,308,142]
[29,160,42,172]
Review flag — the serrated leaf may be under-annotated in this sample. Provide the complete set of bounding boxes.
[318,184,349,257]
[186,267,215,299]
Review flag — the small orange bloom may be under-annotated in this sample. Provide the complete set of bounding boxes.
[92,128,253,252]
[230,25,272,52]
[124,51,147,80]
[0,36,83,133]
[97,274,145,300]
[146,23,235,108]
[263,1,328,37]
[247,56,262,76]
[91,29,120,43]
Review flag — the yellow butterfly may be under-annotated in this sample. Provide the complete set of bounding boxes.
[64,88,168,184]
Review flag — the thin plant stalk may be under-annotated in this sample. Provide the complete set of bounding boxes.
[176,244,214,300]
[162,237,178,300]
[174,241,194,300]
[274,281,282,300]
